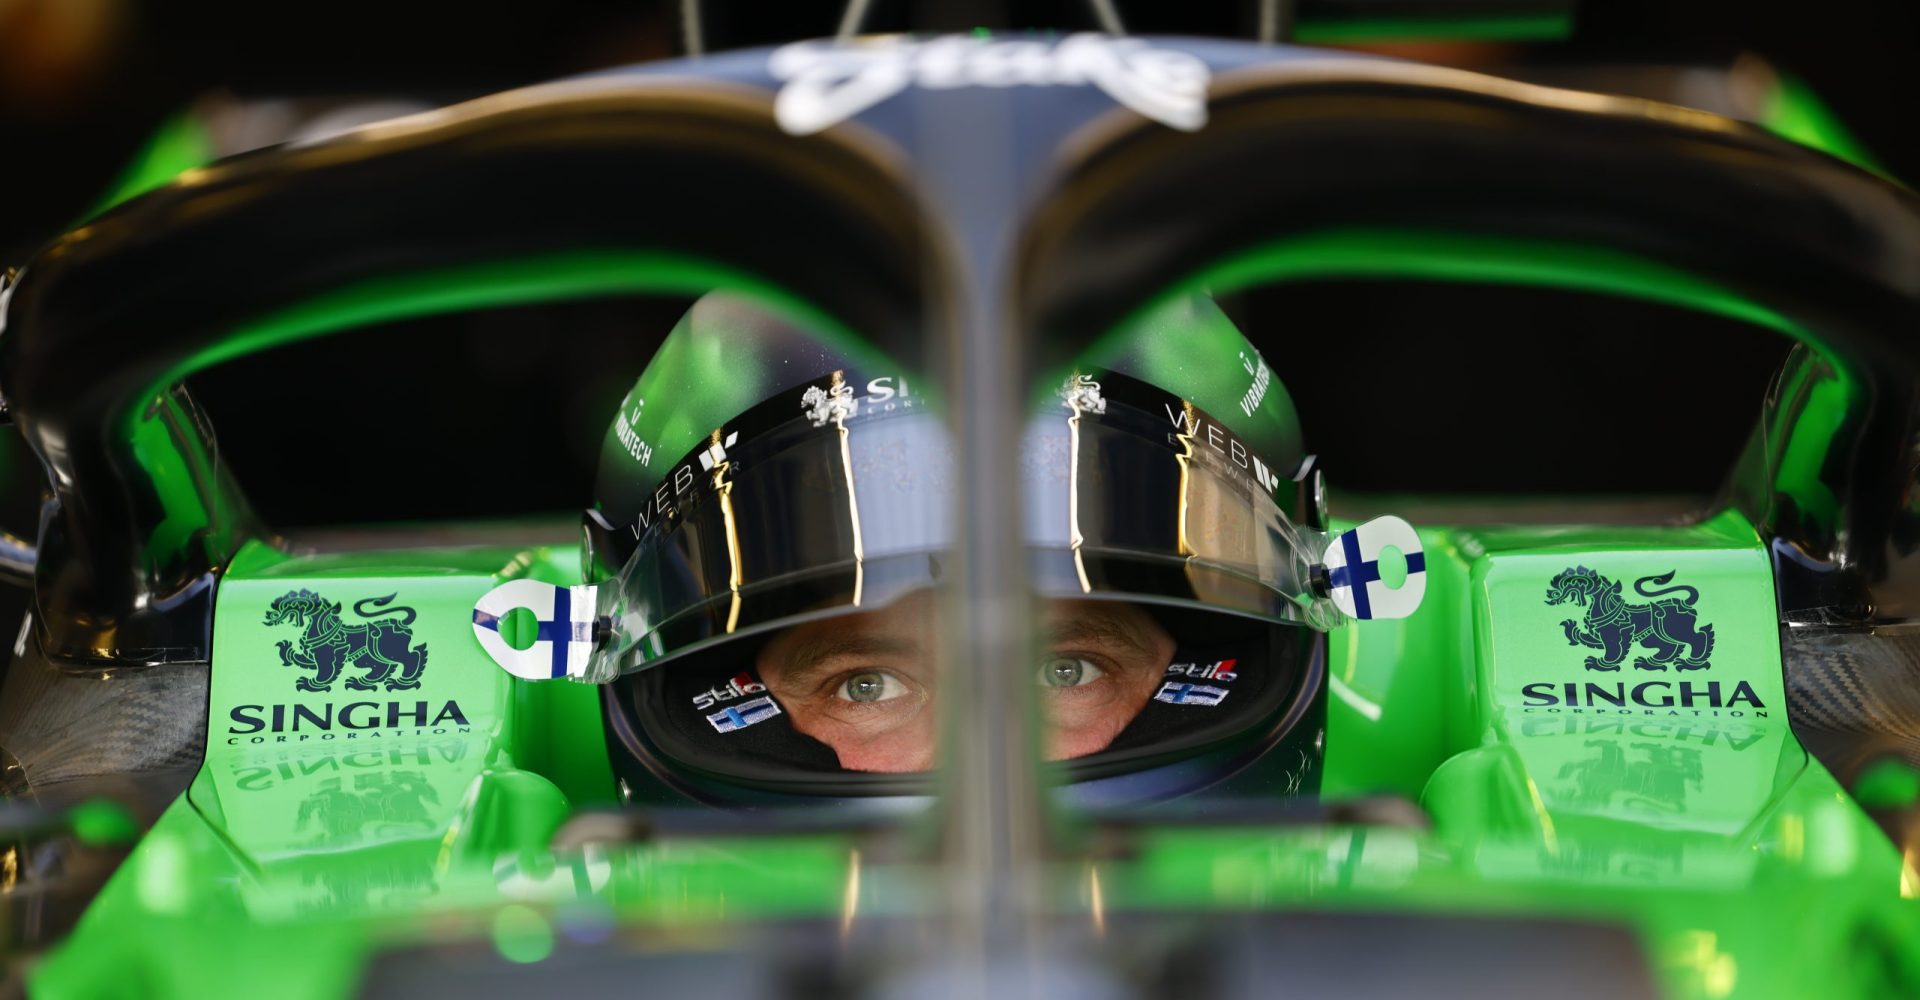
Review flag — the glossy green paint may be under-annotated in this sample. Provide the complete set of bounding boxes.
[83,112,214,220]
[32,540,856,999]
[1121,507,1920,998]
[31,509,1920,998]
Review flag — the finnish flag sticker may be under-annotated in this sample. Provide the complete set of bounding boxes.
[472,579,599,680]
[1322,515,1427,621]
[708,695,783,733]
[1155,681,1229,707]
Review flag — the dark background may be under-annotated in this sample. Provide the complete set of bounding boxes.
[6,0,1918,262]
[0,0,1910,529]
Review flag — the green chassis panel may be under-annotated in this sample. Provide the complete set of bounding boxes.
[30,508,1920,998]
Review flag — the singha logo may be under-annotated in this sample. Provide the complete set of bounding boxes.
[1545,567,1715,672]
[264,590,430,693]
[1058,373,1107,414]
[801,379,856,427]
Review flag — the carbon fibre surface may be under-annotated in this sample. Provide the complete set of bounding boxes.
[1783,625,1920,778]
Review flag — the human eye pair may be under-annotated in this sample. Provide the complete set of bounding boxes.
[829,655,1108,704]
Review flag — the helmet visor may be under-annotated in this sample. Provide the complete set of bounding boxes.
[592,367,1338,680]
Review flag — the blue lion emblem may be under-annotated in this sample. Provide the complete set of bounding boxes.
[1545,567,1715,672]
[264,589,429,692]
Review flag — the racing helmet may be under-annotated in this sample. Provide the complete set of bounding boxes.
[575,291,1363,805]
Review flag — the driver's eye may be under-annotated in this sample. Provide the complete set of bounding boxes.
[837,670,909,703]
[1038,657,1105,689]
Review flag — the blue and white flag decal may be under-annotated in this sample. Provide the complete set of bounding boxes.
[1154,681,1229,707]
[1322,515,1427,621]
[472,580,599,680]
[708,695,783,733]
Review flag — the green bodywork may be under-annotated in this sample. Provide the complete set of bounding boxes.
[30,507,1919,998]
[27,236,1920,1000]
[23,67,1915,997]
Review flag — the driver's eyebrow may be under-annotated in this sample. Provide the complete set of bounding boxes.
[1045,611,1157,663]
[773,633,925,686]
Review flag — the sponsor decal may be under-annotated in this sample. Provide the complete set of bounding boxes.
[226,700,473,743]
[1059,373,1107,415]
[1518,680,1766,717]
[265,589,429,693]
[633,375,919,537]
[1520,564,1758,714]
[803,377,856,427]
[803,374,917,428]
[1547,566,1715,672]
[1154,681,1229,706]
[232,589,473,744]
[1165,658,1238,682]
[697,430,741,472]
[1253,455,1282,495]
[1163,400,1281,496]
[1237,351,1271,418]
[692,672,770,711]
[708,695,783,733]
[1521,568,1758,717]
[769,34,1210,136]
[615,396,653,466]
[635,460,700,533]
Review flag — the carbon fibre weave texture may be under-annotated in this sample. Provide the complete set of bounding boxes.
[1784,625,1920,777]
[0,620,207,797]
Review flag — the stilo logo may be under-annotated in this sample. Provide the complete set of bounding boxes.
[265,589,430,693]
[691,672,770,711]
[768,34,1210,136]
[1165,659,1238,682]
[1545,567,1715,672]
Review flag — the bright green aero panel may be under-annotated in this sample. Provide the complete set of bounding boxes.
[29,541,854,1000]
[1134,507,1920,999]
